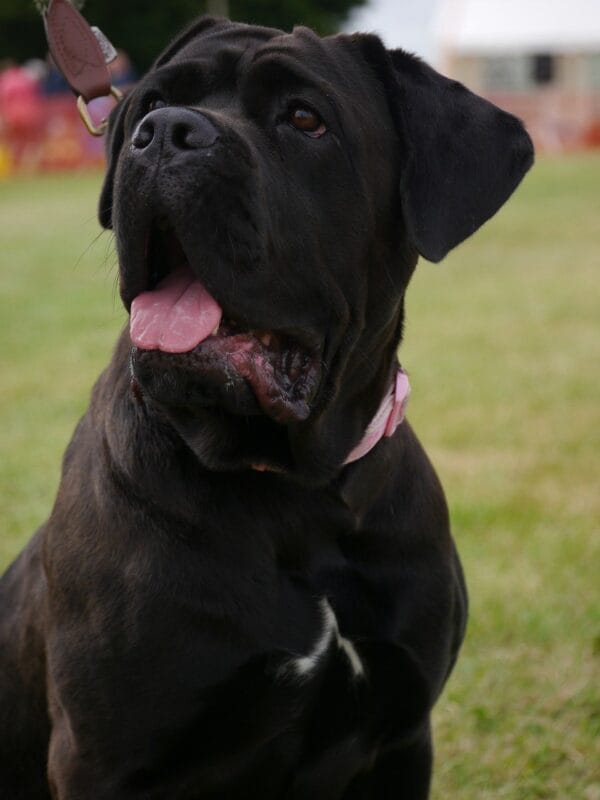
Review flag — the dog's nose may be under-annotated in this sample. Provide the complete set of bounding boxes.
[131,108,218,154]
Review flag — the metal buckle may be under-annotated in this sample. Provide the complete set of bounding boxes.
[76,86,123,136]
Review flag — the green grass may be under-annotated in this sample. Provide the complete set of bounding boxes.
[1,171,124,555]
[1,157,599,797]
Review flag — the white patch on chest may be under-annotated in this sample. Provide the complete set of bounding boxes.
[287,598,364,680]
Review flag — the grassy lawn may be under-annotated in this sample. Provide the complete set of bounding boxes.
[1,156,599,797]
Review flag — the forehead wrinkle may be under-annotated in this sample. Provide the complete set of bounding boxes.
[248,52,334,95]
[171,24,279,66]
[249,34,366,112]
[248,35,348,101]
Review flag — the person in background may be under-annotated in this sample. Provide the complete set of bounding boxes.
[0,59,45,171]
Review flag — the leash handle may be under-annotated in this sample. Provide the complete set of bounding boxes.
[43,0,122,135]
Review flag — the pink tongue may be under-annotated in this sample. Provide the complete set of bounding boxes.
[130,267,223,354]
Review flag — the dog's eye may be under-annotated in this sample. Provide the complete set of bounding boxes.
[287,106,326,138]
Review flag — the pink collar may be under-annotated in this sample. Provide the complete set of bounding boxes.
[251,367,410,472]
[343,367,410,464]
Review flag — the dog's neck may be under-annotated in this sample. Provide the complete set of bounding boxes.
[252,367,410,473]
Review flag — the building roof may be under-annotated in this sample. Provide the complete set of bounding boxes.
[434,0,600,54]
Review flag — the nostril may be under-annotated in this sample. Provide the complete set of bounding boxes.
[171,122,196,151]
[132,119,155,150]
[171,117,218,150]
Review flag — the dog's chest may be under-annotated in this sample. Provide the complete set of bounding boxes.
[51,478,407,793]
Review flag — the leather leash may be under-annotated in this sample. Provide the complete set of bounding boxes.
[38,0,122,135]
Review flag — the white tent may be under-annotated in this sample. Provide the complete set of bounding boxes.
[433,0,600,55]
[344,0,600,66]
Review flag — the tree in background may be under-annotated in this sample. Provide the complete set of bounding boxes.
[0,0,366,73]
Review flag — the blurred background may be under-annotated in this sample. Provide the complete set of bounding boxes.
[1,1,598,799]
[1,0,600,172]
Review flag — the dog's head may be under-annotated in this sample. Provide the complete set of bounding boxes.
[100,16,533,483]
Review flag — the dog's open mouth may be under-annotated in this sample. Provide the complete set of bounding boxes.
[128,228,319,424]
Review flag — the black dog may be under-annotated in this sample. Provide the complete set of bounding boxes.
[0,16,533,799]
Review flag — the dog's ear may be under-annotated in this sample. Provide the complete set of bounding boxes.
[353,35,534,263]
